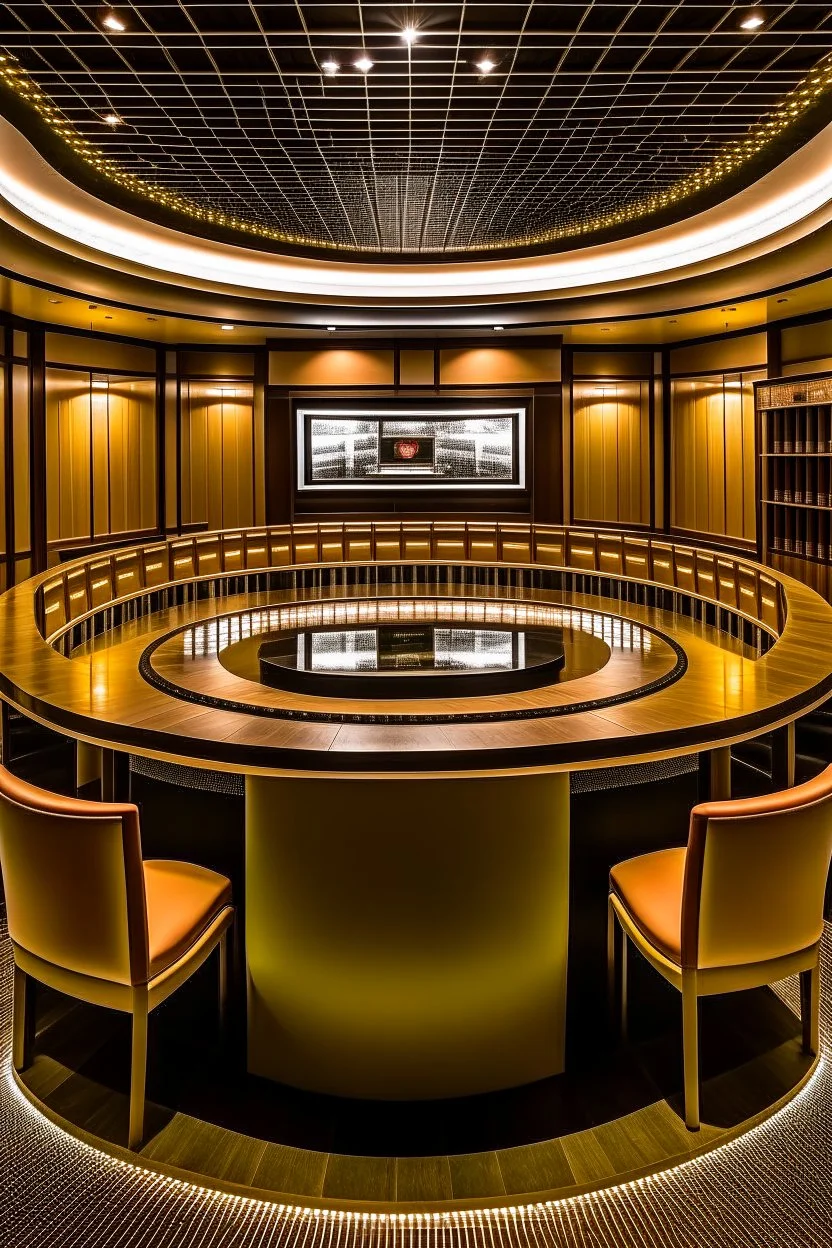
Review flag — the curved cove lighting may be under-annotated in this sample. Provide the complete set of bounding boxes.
[2,115,832,304]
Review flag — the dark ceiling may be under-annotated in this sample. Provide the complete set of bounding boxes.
[2,2,832,255]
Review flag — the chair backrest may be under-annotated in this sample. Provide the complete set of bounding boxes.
[682,763,832,971]
[0,765,150,986]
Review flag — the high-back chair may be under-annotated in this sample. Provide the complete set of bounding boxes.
[608,763,832,1130]
[0,765,234,1149]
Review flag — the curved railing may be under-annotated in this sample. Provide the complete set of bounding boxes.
[32,522,786,651]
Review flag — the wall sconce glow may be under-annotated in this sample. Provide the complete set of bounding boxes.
[321,60,339,76]
[354,56,374,74]
[740,12,765,30]
[101,11,125,31]
[91,380,109,390]
[476,57,496,75]
[401,26,418,46]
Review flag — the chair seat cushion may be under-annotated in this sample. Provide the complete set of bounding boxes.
[144,859,232,978]
[610,847,686,964]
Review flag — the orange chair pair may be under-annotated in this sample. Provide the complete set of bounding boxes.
[609,764,832,1130]
[0,765,234,1149]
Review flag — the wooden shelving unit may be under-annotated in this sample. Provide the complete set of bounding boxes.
[757,372,832,600]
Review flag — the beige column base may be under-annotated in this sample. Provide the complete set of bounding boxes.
[246,769,570,1100]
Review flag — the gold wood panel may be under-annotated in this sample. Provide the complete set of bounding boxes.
[572,380,650,525]
[1,523,831,776]
[671,373,760,542]
[268,349,394,387]
[440,347,560,385]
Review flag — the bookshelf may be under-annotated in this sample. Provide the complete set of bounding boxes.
[756,372,832,601]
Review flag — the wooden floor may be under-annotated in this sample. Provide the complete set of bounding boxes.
[18,966,815,1212]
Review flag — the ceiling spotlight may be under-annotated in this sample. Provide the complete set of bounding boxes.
[354,55,374,74]
[101,11,126,32]
[401,26,418,46]
[48,297,62,305]
[493,324,504,332]
[102,113,123,126]
[740,11,765,30]
[221,324,234,331]
[476,56,496,75]
[321,59,339,75]
[326,325,337,333]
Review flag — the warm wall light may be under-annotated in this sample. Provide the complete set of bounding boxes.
[91,379,108,389]
[740,12,765,30]
[354,56,374,74]
[101,11,125,31]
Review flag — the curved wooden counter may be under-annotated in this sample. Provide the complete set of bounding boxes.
[0,522,830,776]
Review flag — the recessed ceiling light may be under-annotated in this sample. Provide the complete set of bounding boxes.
[88,303,98,310]
[669,319,678,324]
[354,55,374,74]
[146,316,158,322]
[105,314,113,319]
[777,298,788,304]
[321,59,339,75]
[401,26,418,46]
[493,324,504,331]
[48,297,62,305]
[600,327,611,333]
[476,56,496,75]
[221,324,234,331]
[101,11,125,32]
[326,325,337,332]
[101,113,123,127]
[740,12,765,31]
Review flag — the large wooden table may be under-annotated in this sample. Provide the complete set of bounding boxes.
[2,523,831,1099]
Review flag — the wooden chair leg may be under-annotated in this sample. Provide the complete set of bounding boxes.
[218,929,230,1029]
[128,998,148,1151]
[800,962,820,1056]
[607,897,617,1023]
[619,924,629,1043]
[12,964,33,1071]
[682,976,700,1131]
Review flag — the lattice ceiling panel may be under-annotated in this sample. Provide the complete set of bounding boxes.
[1,2,832,253]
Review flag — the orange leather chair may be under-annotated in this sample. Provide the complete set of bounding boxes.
[608,763,832,1130]
[0,765,234,1149]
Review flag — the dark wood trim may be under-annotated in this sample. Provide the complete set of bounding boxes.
[648,359,656,532]
[28,327,47,574]
[155,347,166,538]
[266,335,564,353]
[561,346,574,526]
[3,325,14,586]
[661,349,672,535]
[175,351,183,535]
